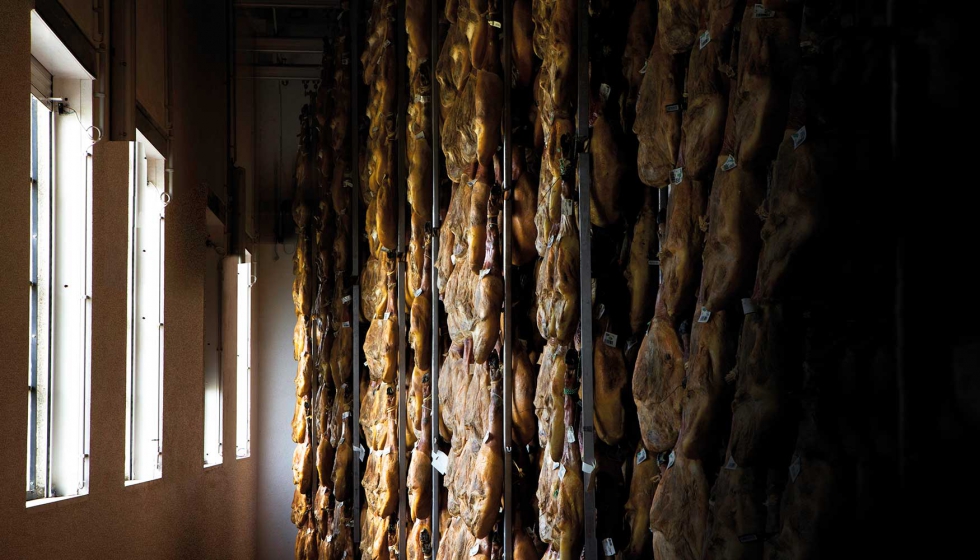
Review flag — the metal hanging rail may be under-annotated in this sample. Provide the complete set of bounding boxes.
[500,0,514,558]
[576,0,597,557]
[349,0,362,546]
[428,0,442,556]
[396,0,409,556]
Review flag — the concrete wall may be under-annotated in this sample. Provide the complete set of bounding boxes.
[0,1,256,558]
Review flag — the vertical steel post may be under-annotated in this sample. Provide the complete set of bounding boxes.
[576,0,597,558]
[350,0,362,545]
[397,0,409,555]
[500,0,514,558]
[429,0,442,556]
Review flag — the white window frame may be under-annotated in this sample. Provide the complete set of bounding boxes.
[124,132,167,484]
[27,15,96,503]
[203,222,224,468]
[236,252,253,459]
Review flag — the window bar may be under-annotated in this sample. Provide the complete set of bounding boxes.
[501,0,514,558]
[428,0,441,554]
[28,96,40,499]
[396,0,409,554]
[576,0,597,557]
[349,0,362,545]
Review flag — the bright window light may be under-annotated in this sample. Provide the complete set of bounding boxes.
[203,239,224,467]
[236,253,253,459]
[27,63,94,503]
[125,132,166,483]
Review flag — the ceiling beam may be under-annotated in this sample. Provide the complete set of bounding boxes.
[240,37,324,53]
[235,0,342,8]
[246,65,322,80]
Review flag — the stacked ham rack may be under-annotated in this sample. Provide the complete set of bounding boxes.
[289,1,859,559]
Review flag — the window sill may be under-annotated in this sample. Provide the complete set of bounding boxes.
[26,492,88,512]
[124,476,162,488]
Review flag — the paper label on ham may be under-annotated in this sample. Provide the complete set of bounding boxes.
[793,126,807,149]
[431,450,449,474]
[602,332,618,347]
[636,448,648,464]
[725,456,738,470]
[484,431,491,443]
[648,259,659,266]
[414,288,423,297]
[469,544,481,556]
[559,464,567,480]
[741,298,758,315]
[789,454,802,482]
[553,461,560,470]
[355,444,365,462]
[343,411,351,419]
[602,538,616,556]
[582,460,595,473]
[665,103,681,113]
[722,155,738,171]
[383,311,391,321]
[597,303,606,318]
[479,268,491,278]
[342,295,352,304]
[698,307,712,323]
[671,168,684,185]
[600,83,611,102]
[667,450,676,468]
[488,19,501,28]
[699,31,711,50]
[566,427,576,443]
[342,321,351,328]
[753,4,775,18]
[562,198,574,216]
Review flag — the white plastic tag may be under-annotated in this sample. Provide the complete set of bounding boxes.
[355,444,366,462]
[483,431,491,443]
[698,307,711,323]
[327,534,334,543]
[342,321,351,328]
[639,60,648,74]
[432,450,449,474]
[383,311,391,321]
[667,450,676,468]
[665,103,681,113]
[753,4,775,18]
[725,456,738,470]
[722,155,737,171]
[789,454,801,482]
[582,461,595,474]
[741,298,758,315]
[562,198,574,216]
[792,126,807,149]
[415,131,425,139]
[699,31,711,50]
[380,447,391,456]
[343,295,352,304]
[636,448,648,465]
[648,259,659,266]
[488,20,501,28]
[600,83,611,102]
[559,464,567,480]
[414,288,423,297]
[343,411,351,419]
[552,461,560,471]
[602,332,618,348]
[566,427,576,444]
[602,538,616,556]
[479,268,491,278]
[597,303,606,318]
[671,167,684,185]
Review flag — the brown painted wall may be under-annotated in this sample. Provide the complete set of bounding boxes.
[0,2,256,558]
[136,0,168,128]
